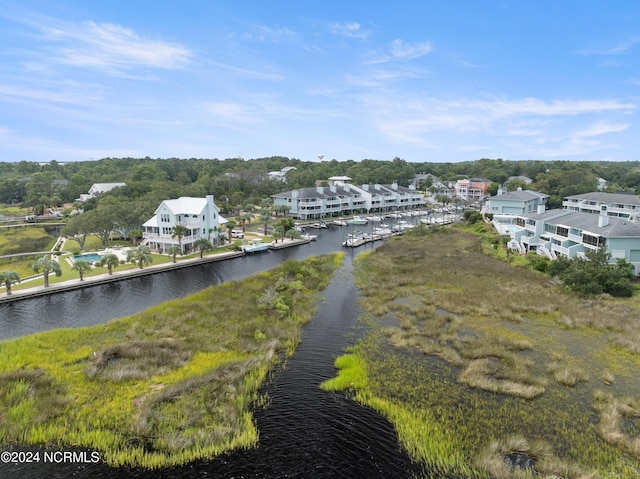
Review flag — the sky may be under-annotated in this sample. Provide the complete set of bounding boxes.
[0,1,639,164]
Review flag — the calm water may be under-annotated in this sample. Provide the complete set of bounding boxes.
[0,223,426,479]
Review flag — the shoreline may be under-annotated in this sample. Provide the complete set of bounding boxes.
[0,237,312,304]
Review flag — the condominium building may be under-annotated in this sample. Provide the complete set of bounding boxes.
[272,183,425,220]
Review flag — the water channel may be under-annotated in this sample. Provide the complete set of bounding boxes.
[0,223,427,478]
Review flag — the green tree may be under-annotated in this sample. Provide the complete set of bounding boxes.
[166,245,182,263]
[32,254,62,287]
[129,229,143,246]
[62,213,93,251]
[193,238,213,258]
[225,219,237,242]
[126,245,153,269]
[274,217,295,243]
[0,270,20,296]
[171,225,189,253]
[98,253,120,275]
[274,204,290,217]
[71,260,92,281]
[435,194,451,206]
[260,208,272,235]
[550,249,634,297]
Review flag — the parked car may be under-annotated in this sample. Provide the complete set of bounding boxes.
[231,230,244,238]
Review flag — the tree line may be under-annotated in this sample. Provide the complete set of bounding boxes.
[1,156,639,213]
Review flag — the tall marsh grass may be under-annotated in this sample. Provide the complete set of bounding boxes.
[0,253,343,468]
[327,228,640,478]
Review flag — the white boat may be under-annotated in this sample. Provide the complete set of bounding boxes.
[332,219,348,226]
[241,239,270,253]
[300,233,317,241]
[342,232,366,247]
[373,226,393,235]
[347,216,368,225]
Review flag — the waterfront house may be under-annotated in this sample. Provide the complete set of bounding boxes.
[142,195,226,253]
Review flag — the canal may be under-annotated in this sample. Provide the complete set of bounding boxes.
[0,223,426,478]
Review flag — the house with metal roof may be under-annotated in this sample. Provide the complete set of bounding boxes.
[142,195,226,253]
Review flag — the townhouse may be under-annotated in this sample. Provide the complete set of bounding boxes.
[272,183,425,220]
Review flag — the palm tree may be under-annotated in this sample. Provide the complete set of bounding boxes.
[193,238,213,258]
[71,260,92,281]
[166,245,182,263]
[225,220,237,242]
[0,270,20,296]
[126,245,153,269]
[32,254,62,287]
[275,217,295,243]
[98,253,120,275]
[240,212,253,232]
[286,228,301,240]
[171,225,189,254]
[259,208,272,235]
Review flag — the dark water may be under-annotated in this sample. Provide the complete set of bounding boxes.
[0,226,381,341]
[0,223,426,479]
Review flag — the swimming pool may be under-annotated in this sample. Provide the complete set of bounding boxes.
[73,253,102,262]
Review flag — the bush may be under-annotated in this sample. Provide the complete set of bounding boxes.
[463,210,483,224]
[549,250,634,297]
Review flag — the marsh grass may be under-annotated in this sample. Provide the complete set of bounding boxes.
[328,228,640,477]
[0,254,342,468]
[594,390,640,461]
[475,435,596,479]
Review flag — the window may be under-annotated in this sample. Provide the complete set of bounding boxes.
[160,214,170,223]
[556,226,568,237]
[582,234,604,247]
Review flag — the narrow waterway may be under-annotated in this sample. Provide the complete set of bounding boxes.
[1,226,373,340]
[0,222,426,479]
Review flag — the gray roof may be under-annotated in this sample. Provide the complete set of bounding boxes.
[520,208,571,221]
[548,212,640,238]
[564,192,640,206]
[492,190,548,202]
[273,184,419,200]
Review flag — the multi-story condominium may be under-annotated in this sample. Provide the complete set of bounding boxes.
[509,208,640,274]
[454,178,493,202]
[562,192,640,219]
[272,183,425,220]
[142,195,225,253]
[484,188,549,216]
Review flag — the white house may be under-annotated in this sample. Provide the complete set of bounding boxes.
[79,182,127,202]
[142,195,227,253]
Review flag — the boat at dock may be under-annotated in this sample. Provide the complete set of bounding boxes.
[241,238,270,253]
[347,216,368,225]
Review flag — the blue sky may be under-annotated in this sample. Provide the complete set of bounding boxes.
[0,1,639,164]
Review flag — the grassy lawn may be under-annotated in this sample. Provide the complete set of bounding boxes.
[323,227,640,478]
[0,254,343,468]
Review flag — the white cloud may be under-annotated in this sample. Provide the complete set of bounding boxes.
[237,24,297,43]
[44,21,192,72]
[572,121,629,138]
[329,22,370,39]
[389,39,432,60]
[578,37,640,56]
